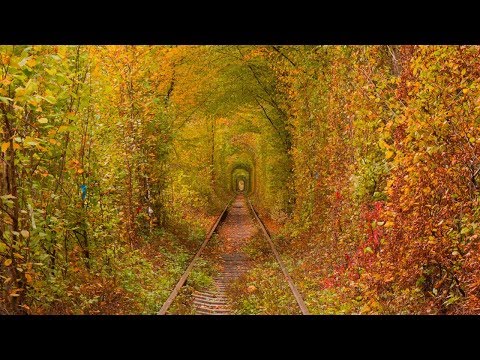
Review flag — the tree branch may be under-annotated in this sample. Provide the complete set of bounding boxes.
[254,97,287,148]
[272,46,296,67]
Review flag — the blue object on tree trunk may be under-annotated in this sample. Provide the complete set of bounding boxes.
[80,184,87,201]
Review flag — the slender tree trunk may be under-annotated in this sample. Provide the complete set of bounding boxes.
[2,101,22,313]
[211,116,215,187]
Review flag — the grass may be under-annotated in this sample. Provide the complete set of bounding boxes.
[227,234,300,315]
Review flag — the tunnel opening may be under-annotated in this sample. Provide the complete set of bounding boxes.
[237,177,245,192]
[230,163,253,195]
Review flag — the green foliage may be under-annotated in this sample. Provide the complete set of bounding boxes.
[229,261,299,315]
[4,45,480,315]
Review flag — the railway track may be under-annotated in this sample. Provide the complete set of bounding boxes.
[193,253,249,314]
[158,194,309,315]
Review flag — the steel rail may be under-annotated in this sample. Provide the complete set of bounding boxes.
[247,198,310,315]
[157,198,233,315]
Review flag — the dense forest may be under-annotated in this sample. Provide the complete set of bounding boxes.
[1,45,480,314]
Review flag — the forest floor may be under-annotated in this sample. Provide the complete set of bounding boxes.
[169,194,299,314]
[250,207,360,314]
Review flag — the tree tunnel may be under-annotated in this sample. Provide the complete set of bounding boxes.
[230,163,254,195]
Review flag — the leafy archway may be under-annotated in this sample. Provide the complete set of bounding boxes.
[230,163,253,194]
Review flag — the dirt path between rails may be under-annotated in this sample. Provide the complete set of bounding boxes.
[167,193,298,315]
[192,194,259,314]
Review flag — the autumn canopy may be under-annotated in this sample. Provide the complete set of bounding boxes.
[1,45,480,315]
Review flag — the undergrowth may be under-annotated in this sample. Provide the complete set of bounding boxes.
[26,227,206,314]
[228,235,299,315]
